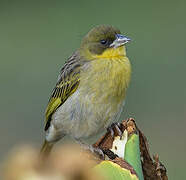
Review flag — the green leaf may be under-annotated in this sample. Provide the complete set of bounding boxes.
[94,161,139,180]
[124,134,144,180]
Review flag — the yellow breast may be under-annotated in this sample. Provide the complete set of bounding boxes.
[80,46,131,105]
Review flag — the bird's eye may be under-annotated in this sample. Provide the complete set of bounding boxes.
[100,39,107,45]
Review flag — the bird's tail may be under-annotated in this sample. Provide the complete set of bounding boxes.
[40,140,53,158]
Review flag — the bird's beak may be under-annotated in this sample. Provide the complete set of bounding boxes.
[110,34,131,48]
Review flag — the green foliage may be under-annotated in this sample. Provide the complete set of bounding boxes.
[125,134,144,180]
[95,161,139,180]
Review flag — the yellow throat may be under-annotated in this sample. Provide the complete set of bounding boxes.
[80,45,131,103]
[86,46,127,61]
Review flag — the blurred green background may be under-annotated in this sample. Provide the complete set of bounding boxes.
[0,0,185,179]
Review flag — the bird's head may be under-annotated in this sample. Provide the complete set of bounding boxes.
[80,25,131,60]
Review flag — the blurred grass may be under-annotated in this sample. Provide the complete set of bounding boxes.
[0,0,186,179]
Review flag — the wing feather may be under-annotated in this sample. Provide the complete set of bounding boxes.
[45,51,81,130]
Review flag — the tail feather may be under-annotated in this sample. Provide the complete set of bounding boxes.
[40,140,53,158]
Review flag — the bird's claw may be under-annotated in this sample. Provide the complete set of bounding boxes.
[107,122,123,139]
[90,146,105,160]
[76,140,105,160]
[107,126,114,137]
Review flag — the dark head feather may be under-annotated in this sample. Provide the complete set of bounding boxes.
[81,25,121,55]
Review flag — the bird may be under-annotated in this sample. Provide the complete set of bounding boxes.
[40,25,131,156]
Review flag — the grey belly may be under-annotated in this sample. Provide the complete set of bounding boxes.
[48,90,124,142]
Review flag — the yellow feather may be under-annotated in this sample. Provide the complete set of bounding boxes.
[84,46,127,61]
[45,98,62,125]
[94,46,127,60]
[79,46,131,126]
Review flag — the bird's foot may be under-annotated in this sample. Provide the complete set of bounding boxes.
[107,122,123,139]
[89,145,105,160]
[75,139,105,160]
